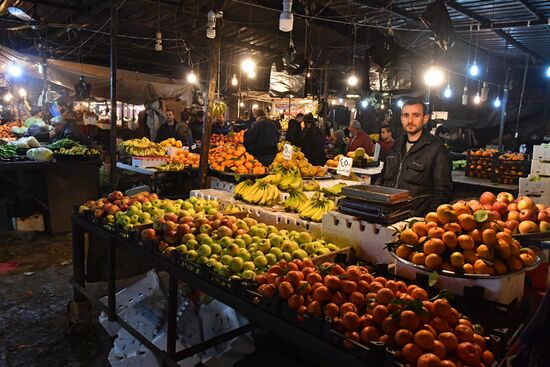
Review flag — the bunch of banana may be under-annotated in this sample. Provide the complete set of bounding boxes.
[240,181,280,206]
[283,189,308,212]
[303,179,320,191]
[234,179,254,200]
[261,172,282,185]
[322,182,347,196]
[211,102,227,118]
[118,138,166,157]
[298,192,336,222]
[155,163,187,171]
[277,166,303,191]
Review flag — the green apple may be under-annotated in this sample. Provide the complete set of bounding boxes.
[181,233,195,244]
[213,261,223,272]
[187,196,198,204]
[257,223,267,230]
[198,244,212,257]
[151,199,163,207]
[297,232,312,244]
[265,253,277,265]
[241,234,252,245]
[210,254,220,261]
[247,243,258,253]
[236,219,249,230]
[206,258,217,267]
[292,249,308,260]
[257,239,271,253]
[229,257,244,272]
[187,208,196,216]
[269,235,283,248]
[217,265,232,278]
[199,236,214,246]
[142,202,152,211]
[251,250,264,259]
[315,248,331,256]
[115,211,125,220]
[282,252,292,261]
[186,250,198,262]
[221,254,233,266]
[234,238,246,248]
[105,214,115,224]
[281,240,299,253]
[175,244,188,255]
[243,261,255,271]
[140,212,152,222]
[127,205,140,216]
[186,239,199,250]
[226,243,240,256]
[199,224,212,234]
[279,229,289,237]
[327,243,339,251]
[266,225,278,235]
[269,247,283,260]
[197,256,209,264]
[132,201,142,210]
[242,270,255,279]
[130,214,141,224]
[304,242,317,255]
[194,201,205,212]
[253,255,268,268]
[220,236,234,248]
[182,201,193,210]
[207,200,219,208]
[238,248,251,261]
[142,219,153,225]
[255,228,267,239]
[206,207,217,215]
[123,223,134,232]
[210,243,222,255]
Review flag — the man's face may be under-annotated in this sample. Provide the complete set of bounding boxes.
[297,116,303,122]
[348,124,358,137]
[380,128,391,141]
[401,104,428,135]
[166,111,175,124]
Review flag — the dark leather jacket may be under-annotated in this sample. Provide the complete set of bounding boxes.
[375,129,453,216]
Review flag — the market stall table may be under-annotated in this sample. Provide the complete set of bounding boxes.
[452,170,519,198]
[0,159,100,233]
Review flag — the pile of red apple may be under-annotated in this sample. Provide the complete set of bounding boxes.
[465,192,550,234]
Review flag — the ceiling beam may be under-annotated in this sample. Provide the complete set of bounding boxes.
[444,0,546,62]
[516,0,545,20]
[19,0,79,11]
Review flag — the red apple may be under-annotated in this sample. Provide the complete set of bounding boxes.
[141,228,157,241]
[540,221,550,232]
[176,223,190,236]
[497,192,514,204]
[467,200,482,212]
[507,210,521,222]
[482,204,494,210]
[508,203,519,212]
[518,197,537,211]
[108,191,124,201]
[163,220,178,233]
[538,211,549,222]
[536,203,546,211]
[94,209,105,218]
[520,209,537,222]
[164,213,178,223]
[491,210,502,220]
[505,220,519,233]
[480,191,497,205]
[102,202,113,212]
[164,229,180,244]
[519,220,538,234]
[106,204,120,215]
[492,201,508,216]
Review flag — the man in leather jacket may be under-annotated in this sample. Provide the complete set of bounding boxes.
[375,99,452,216]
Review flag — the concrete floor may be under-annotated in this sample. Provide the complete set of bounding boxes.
[0,231,323,367]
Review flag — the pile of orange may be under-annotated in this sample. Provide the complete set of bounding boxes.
[393,203,537,275]
[208,143,267,175]
[170,150,199,168]
[257,260,494,367]
[211,131,244,146]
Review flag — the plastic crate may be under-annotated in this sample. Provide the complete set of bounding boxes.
[491,155,530,185]
[465,154,493,179]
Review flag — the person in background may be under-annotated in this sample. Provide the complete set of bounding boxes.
[189,110,204,142]
[330,130,347,156]
[176,110,194,146]
[37,116,92,146]
[244,109,279,166]
[299,113,326,166]
[375,99,452,216]
[435,125,451,148]
[234,111,252,132]
[378,124,394,161]
[345,120,374,155]
[212,115,231,135]
[155,109,180,143]
[286,112,303,146]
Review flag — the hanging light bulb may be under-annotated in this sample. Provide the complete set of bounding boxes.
[338,98,343,104]
[8,63,22,77]
[3,92,13,102]
[481,82,489,102]
[231,74,238,86]
[380,101,386,110]
[546,66,550,78]
[444,84,452,98]
[473,92,481,104]
[331,100,336,105]
[252,103,259,109]
[279,0,294,32]
[469,61,479,77]
[360,99,368,108]
[351,107,356,113]
[424,66,445,87]
[347,73,358,87]
[247,70,256,79]
[397,99,404,108]
[239,101,244,107]
[462,86,468,105]
[493,96,501,108]
[241,58,256,73]
[306,72,311,78]
[18,88,27,98]
[187,70,197,84]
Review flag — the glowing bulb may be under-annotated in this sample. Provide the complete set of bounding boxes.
[239,101,244,107]
[494,96,501,108]
[462,86,468,105]
[306,72,311,78]
[397,100,404,108]
[469,61,479,77]
[360,99,368,108]
[252,103,259,109]
[444,85,452,98]
[546,66,550,77]
[380,102,385,110]
[473,92,481,104]
[37,63,44,74]
[241,58,256,73]
[423,66,445,87]
[248,70,256,79]
[8,63,22,77]
[347,74,358,87]
[18,88,27,98]
[331,100,336,105]
[231,74,238,86]
[339,98,343,104]
[3,92,13,102]
[187,71,197,84]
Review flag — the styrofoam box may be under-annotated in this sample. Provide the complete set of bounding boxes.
[530,159,550,176]
[12,213,45,232]
[532,144,550,160]
[321,211,395,264]
[131,156,168,168]
[519,176,550,206]
[394,260,525,305]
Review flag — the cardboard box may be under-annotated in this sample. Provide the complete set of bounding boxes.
[530,159,550,177]
[12,213,45,232]
[532,144,550,160]
[519,176,550,206]
[131,156,168,168]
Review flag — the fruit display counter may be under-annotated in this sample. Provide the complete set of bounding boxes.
[0,159,100,233]
[71,193,517,367]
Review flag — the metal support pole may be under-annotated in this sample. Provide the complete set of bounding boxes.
[498,66,510,151]
[109,2,118,188]
[198,30,221,189]
[42,51,48,116]
[107,237,117,321]
[167,275,178,357]
[72,220,86,302]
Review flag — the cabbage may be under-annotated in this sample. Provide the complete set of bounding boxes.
[7,137,40,149]
[26,147,53,161]
[24,117,45,128]
[10,126,28,135]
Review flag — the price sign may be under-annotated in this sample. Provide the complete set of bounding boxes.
[191,144,197,150]
[336,156,353,176]
[283,143,293,160]
[373,143,381,162]
[431,111,449,120]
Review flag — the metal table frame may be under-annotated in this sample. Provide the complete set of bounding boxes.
[70,214,373,367]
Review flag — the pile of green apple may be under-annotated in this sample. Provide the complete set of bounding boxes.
[144,208,339,280]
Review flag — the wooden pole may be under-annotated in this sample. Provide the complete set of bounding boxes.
[198,33,221,189]
[109,2,118,188]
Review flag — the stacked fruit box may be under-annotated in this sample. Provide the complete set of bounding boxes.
[491,153,530,185]
[465,149,497,179]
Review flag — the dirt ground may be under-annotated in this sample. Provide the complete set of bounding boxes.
[0,231,322,367]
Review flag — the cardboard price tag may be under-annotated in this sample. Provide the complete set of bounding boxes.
[283,143,293,160]
[336,156,353,176]
[373,143,381,162]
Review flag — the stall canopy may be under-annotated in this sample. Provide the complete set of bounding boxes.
[0,46,192,105]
